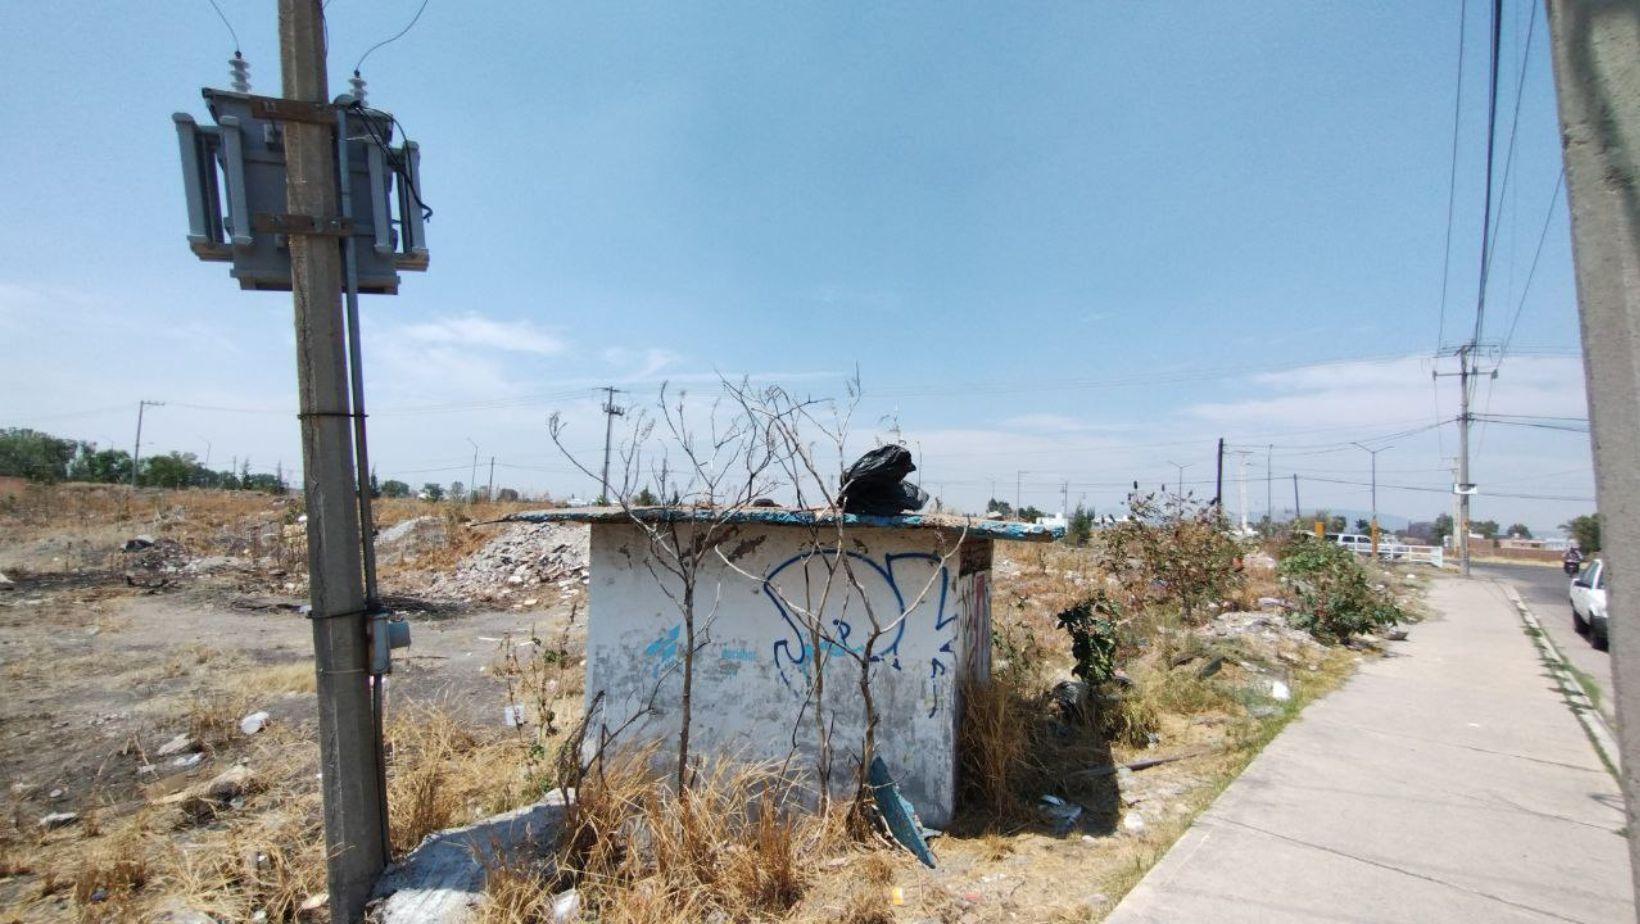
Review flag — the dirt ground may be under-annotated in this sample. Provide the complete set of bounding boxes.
[0,485,1414,923]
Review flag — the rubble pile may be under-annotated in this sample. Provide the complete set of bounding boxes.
[424,522,589,603]
[1201,607,1328,671]
[375,515,450,565]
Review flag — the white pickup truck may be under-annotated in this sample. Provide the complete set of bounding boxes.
[1570,559,1609,651]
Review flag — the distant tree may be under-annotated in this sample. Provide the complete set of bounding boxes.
[1019,505,1046,522]
[1354,518,1370,533]
[1066,504,1094,546]
[1473,520,1500,540]
[242,472,286,494]
[634,486,659,506]
[141,452,199,489]
[985,498,1014,518]
[66,446,133,484]
[450,481,466,502]
[1431,513,1454,546]
[1327,515,1347,534]
[497,487,521,502]
[380,479,411,499]
[368,471,382,498]
[1403,520,1435,543]
[1506,523,1532,539]
[0,428,78,482]
[1562,514,1600,553]
[421,483,445,502]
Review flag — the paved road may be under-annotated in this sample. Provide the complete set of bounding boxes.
[1470,561,1614,722]
[1107,577,1632,923]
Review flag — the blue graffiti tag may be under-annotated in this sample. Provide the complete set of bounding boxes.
[643,624,681,679]
[763,549,954,715]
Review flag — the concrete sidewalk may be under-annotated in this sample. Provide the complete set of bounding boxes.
[1106,577,1632,924]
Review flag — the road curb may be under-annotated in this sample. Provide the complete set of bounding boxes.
[1499,583,1622,778]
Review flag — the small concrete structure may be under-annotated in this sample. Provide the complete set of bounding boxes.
[509,507,1060,827]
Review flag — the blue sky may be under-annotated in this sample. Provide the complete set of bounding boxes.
[0,2,1592,532]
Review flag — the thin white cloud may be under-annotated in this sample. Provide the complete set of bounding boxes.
[402,313,565,356]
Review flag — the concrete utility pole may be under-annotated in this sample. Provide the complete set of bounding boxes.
[599,386,625,503]
[130,400,164,488]
[278,1,386,919]
[1292,473,1301,521]
[1231,449,1252,535]
[1015,469,1026,514]
[1457,345,1474,578]
[1543,0,1640,902]
[465,437,478,503]
[487,455,496,502]
[1265,444,1273,530]
[1352,442,1393,559]
[1214,437,1225,507]
[1061,480,1069,519]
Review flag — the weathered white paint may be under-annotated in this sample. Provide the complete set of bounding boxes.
[582,522,993,827]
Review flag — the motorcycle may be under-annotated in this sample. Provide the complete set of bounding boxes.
[1564,558,1582,577]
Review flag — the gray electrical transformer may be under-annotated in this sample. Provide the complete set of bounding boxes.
[173,88,428,294]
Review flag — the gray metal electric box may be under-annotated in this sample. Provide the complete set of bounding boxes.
[173,89,428,294]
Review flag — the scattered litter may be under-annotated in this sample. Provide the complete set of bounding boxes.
[1038,794,1083,835]
[39,811,79,830]
[48,788,65,801]
[888,886,906,906]
[0,572,13,591]
[1122,811,1146,833]
[1385,628,1409,641]
[868,756,936,868]
[299,893,328,913]
[1268,679,1291,702]
[1257,596,1288,609]
[240,711,271,735]
[124,535,156,551]
[1195,655,1224,679]
[502,705,525,728]
[173,753,205,769]
[550,888,579,922]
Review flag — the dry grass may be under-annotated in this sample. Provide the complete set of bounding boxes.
[548,753,852,923]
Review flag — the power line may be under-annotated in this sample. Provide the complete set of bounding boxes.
[204,0,242,53]
[1436,0,1470,352]
[1498,168,1566,363]
[354,0,432,73]
[1471,0,1505,346]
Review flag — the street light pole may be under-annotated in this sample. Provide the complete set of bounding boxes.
[1351,442,1393,558]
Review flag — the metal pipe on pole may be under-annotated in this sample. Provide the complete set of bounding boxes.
[1543,0,1640,900]
[277,1,386,918]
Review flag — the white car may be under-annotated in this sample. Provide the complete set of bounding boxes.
[1570,560,1609,651]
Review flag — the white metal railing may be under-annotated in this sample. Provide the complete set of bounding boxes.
[1345,542,1443,567]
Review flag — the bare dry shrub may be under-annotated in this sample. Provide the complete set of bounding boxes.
[958,678,1034,819]
[553,753,847,921]
[386,705,484,854]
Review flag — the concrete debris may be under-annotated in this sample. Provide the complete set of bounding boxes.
[39,811,79,830]
[156,733,197,757]
[173,752,206,769]
[205,765,259,802]
[423,523,588,602]
[1268,679,1292,702]
[1385,628,1409,641]
[240,711,271,735]
[1122,811,1146,833]
[377,516,450,565]
[1257,596,1288,610]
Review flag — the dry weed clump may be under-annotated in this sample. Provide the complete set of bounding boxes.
[547,754,850,923]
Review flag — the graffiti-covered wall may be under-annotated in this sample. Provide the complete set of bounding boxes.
[581,521,993,827]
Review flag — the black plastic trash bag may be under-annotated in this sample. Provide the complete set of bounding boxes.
[840,445,929,515]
